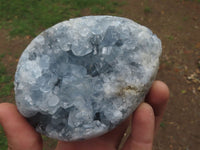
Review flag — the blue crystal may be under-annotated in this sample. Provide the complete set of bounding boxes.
[14,16,162,141]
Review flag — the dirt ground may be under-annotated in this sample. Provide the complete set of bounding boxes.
[0,0,200,150]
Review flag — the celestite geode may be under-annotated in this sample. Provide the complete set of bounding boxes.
[14,16,162,141]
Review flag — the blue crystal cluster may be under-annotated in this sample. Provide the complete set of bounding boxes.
[14,16,162,141]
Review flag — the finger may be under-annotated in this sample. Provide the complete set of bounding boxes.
[100,115,131,147]
[123,103,155,150]
[145,80,169,130]
[0,103,42,150]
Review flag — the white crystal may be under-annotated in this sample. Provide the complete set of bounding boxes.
[15,16,162,141]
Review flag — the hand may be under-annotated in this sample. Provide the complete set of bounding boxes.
[0,81,169,150]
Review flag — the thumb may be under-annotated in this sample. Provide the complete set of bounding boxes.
[0,103,42,150]
[123,103,155,150]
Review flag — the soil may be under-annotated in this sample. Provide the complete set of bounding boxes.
[0,0,200,149]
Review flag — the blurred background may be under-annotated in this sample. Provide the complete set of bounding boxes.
[0,0,199,149]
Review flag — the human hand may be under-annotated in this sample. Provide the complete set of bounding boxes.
[0,80,169,150]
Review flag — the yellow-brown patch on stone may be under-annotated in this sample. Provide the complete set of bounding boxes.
[117,86,139,98]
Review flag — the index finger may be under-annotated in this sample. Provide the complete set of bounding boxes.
[0,103,42,150]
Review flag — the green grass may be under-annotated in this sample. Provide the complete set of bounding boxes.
[144,6,152,13]
[0,82,14,97]
[167,35,174,41]
[0,54,5,59]
[183,16,188,21]
[0,75,12,84]
[0,0,123,37]
[0,125,7,150]
[0,62,13,98]
[160,122,166,128]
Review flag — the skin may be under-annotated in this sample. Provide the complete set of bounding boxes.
[0,80,169,150]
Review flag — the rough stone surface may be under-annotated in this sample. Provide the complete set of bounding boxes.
[14,16,162,141]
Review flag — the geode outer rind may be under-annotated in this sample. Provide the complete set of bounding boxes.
[14,16,162,141]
